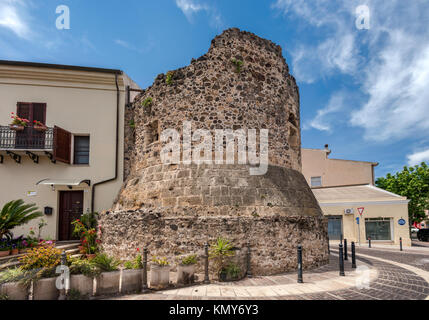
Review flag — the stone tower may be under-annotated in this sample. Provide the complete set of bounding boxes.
[99,28,328,276]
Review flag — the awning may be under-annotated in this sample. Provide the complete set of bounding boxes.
[36,179,91,186]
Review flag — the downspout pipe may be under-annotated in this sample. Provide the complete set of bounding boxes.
[91,72,121,212]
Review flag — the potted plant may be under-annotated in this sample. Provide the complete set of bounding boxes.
[0,240,10,257]
[121,248,144,293]
[92,253,121,295]
[9,113,29,131]
[177,254,197,285]
[150,257,170,289]
[209,237,235,282]
[33,120,47,132]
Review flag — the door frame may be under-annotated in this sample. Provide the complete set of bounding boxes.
[57,190,84,241]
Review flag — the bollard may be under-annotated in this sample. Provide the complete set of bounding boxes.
[339,244,345,276]
[204,243,210,284]
[327,237,330,254]
[142,248,149,293]
[344,239,348,261]
[400,237,403,251]
[368,237,372,248]
[351,242,357,269]
[297,245,303,283]
[246,242,252,278]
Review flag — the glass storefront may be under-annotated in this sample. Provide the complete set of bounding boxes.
[365,218,392,241]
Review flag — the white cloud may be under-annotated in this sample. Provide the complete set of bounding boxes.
[175,0,223,28]
[274,0,429,143]
[0,0,30,39]
[407,149,429,166]
[304,92,346,132]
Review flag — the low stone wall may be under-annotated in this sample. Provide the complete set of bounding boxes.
[99,210,329,277]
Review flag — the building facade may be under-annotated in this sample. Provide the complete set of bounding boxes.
[302,146,411,246]
[0,61,139,241]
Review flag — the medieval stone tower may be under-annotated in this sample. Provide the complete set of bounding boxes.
[99,28,328,276]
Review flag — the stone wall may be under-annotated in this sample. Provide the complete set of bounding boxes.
[103,28,329,278]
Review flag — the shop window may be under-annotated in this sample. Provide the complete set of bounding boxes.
[365,218,392,241]
[311,176,322,187]
[74,136,90,165]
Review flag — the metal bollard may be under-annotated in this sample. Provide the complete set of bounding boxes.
[400,237,403,251]
[246,242,252,278]
[368,237,372,248]
[351,242,357,269]
[327,237,330,254]
[204,243,210,284]
[297,245,303,283]
[142,248,149,293]
[344,239,348,261]
[339,244,345,276]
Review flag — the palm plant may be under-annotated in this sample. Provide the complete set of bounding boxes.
[0,200,43,239]
[209,237,235,277]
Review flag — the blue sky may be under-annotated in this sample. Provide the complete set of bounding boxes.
[1,0,429,179]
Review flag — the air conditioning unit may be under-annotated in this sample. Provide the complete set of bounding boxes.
[344,208,354,215]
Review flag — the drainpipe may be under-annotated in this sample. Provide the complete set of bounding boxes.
[91,72,121,212]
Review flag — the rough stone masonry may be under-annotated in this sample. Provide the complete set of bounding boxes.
[99,28,329,277]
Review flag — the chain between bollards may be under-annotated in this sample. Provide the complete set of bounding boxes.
[400,237,403,251]
[297,245,303,283]
[204,243,210,284]
[344,239,348,261]
[246,242,252,278]
[339,243,345,276]
[142,248,149,293]
[351,242,357,269]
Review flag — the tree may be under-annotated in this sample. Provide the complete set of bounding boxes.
[376,162,429,223]
[0,200,43,239]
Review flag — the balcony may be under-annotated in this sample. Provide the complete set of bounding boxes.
[0,126,71,164]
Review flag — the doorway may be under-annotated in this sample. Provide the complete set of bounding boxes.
[58,191,83,241]
[328,216,343,241]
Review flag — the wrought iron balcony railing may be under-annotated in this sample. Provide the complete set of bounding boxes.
[0,126,54,150]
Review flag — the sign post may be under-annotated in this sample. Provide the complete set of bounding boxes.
[356,217,360,245]
[357,208,365,245]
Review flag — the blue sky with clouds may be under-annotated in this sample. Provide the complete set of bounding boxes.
[1,0,429,179]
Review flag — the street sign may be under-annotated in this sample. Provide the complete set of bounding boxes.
[356,217,360,225]
[398,219,406,226]
[358,207,365,216]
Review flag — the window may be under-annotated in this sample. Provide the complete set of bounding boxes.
[365,218,392,241]
[73,136,90,165]
[311,176,322,187]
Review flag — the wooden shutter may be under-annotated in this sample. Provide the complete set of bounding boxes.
[32,103,46,124]
[17,103,31,121]
[54,126,72,164]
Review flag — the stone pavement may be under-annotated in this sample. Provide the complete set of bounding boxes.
[106,246,429,300]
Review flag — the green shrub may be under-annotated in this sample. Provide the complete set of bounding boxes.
[142,97,153,108]
[181,254,198,266]
[92,253,120,272]
[0,267,25,285]
[209,237,235,277]
[231,58,244,73]
[152,257,169,266]
[166,72,174,85]
[0,293,9,300]
[225,262,241,280]
[68,257,100,278]
[124,252,143,270]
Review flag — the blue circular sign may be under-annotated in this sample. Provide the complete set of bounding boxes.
[398,219,406,226]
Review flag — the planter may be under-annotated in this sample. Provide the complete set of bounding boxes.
[0,282,28,300]
[33,125,47,132]
[70,274,94,296]
[11,248,19,256]
[121,269,142,294]
[96,271,120,296]
[33,278,58,300]
[150,264,170,289]
[9,124,25,131]
[0,250,10,257]
[177,264,196,285]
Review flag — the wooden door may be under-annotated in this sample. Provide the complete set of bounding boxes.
[58,191,83,241]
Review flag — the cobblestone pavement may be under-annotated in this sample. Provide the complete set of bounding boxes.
[107,247,429,300]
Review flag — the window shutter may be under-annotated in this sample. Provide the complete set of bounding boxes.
[32,103,46,124]
[54,126,72,164]
[17,103,31,121]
